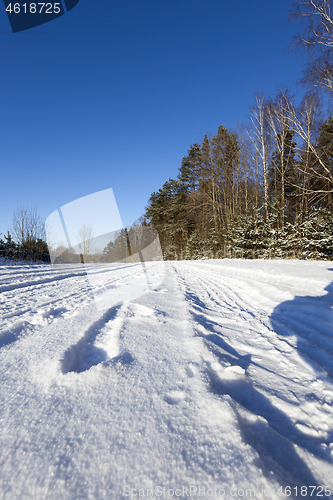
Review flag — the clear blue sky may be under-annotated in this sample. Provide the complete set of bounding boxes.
[0,0,306,237]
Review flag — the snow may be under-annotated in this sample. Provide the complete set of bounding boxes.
[1,259,333,499]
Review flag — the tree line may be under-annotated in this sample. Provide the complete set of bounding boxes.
[143,0,333,261]
[0,209,159,266]
[52,224,160,265]
[3,1,333,264]
[0,207,50,264]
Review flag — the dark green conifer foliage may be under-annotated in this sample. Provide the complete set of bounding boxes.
[177,143,201,194]
[4,232,18,261]
[310,116,333,209]
[145,178,190,258]
[177,143,201,233]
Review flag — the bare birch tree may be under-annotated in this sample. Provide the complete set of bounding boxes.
[291,0,333,50]
[291,0,333,94]
[280,91,333,205]
[266,91,297,226]
[295,92,321,214]
[247,94,269,218]
[77,223,93,261]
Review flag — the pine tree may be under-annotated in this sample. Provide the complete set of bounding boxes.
[101,240,115,262]
[145,178,191,258]
[0,234,5,261]
[4,232,18,261]
[299,208,333,259]
[309,116,333,210]
[178,143,201,194]
[177,143,201,234]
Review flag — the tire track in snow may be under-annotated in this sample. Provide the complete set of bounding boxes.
[0,267,91,322]
[0,262,138,299]
[176,261,333,369]
[0,269,88,293]
[0,264,143,341]
[172,262,333,490]
[61,302,133,374]
[173,263,305,390]
[174,262,320,362]
[0,266,107,352]
[174,261,333,389]
[0,278,93,349]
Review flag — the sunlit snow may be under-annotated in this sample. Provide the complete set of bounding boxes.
[1,259,333,499]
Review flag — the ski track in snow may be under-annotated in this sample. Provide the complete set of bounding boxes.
[1,260,333,499]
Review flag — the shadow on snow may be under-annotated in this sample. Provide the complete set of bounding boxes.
[189,280,333,496]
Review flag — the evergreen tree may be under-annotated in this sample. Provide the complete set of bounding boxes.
[4,232,18,261]
[299,208,333,259]
[0,234,5,261]
[101,240,115,262]
[177,143,201,234]
[177,143,201,194]
[145,178,191,258]
[226,207,280,259]
[309,116,333,210]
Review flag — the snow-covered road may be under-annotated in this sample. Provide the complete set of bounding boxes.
[1,260,333,499]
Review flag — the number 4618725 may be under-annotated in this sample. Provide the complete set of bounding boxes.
[6,3,61,14]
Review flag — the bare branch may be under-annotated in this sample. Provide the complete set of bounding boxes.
[12,206,45,246]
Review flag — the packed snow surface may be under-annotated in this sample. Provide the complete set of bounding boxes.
[1,259,333,500]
